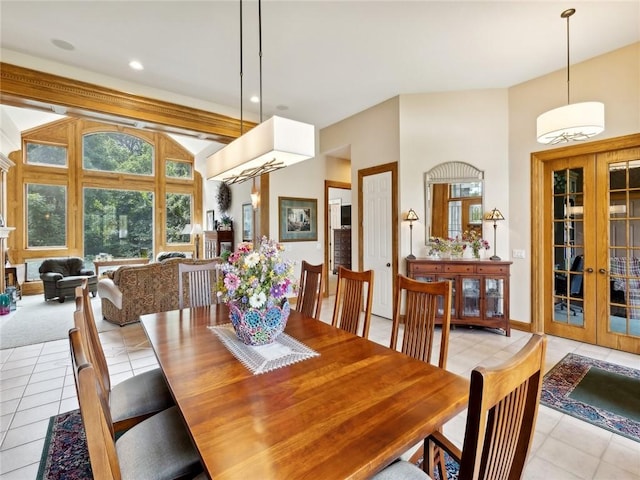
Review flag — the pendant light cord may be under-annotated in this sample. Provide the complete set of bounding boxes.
[258,0,263,123]
[562,8,575,106]
[239,0,244,135]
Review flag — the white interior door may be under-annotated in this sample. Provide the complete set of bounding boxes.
[363,171,393,318]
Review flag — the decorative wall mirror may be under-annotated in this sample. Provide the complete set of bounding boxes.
[424,162,484,243]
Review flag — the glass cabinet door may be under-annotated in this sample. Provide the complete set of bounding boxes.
[485,278,505,318]
[461,277,481,318]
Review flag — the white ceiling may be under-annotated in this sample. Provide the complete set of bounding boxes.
[1,0,638,154]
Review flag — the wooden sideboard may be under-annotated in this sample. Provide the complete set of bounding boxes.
[333,228,352,273]
[406,257,511,336]
[204,229,234,258]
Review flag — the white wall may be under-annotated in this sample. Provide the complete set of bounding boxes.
[398,89,509,262]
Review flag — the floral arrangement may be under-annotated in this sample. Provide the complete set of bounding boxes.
[462,230,490,257]
[427,236,449,256]
[218,236,297,310]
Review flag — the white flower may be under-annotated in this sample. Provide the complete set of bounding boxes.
[249,291,267,308]
[245,252,260,268]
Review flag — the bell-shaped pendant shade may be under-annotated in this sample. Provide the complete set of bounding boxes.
[536,101,605,145]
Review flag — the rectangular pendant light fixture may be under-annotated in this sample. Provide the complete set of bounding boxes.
[207,115,315,184]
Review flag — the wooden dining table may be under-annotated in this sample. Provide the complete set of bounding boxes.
[140,305,469,480]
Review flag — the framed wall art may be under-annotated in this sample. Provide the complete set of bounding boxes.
[242,203,253,241]
[278,197,318,242]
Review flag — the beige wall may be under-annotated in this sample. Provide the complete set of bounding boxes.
[508,42,640,324]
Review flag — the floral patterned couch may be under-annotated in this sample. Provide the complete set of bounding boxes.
[98,257,220,326]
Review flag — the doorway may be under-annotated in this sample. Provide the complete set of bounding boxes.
[532,134,640,353]
[359,162,398,319]
[324,181,352,296]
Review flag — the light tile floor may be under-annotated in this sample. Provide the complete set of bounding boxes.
[1,296,639,479]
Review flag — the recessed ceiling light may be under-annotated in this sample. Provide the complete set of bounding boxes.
[51,39,75,51]
[250,96,260,103]
[129,60,144,71]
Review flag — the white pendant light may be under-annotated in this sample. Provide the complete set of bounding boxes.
[207,0,315,184]
[536,8,605,145]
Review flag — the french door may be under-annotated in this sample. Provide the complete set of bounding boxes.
[542,141,640,353]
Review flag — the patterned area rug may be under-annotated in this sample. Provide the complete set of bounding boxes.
[541,353,640,442]
[37,410,92,480]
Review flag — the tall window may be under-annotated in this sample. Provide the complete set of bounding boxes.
[26,184,67,247]
[84,188,153,260]
[166,193,192,243]
[166,159,192,179]
[26,142,67,167]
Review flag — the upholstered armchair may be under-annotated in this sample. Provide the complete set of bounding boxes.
[39,257,98,303]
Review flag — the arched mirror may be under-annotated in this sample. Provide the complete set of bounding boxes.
[424,162,484,243]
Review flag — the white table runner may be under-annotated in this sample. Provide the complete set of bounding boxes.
[209,324,319,375]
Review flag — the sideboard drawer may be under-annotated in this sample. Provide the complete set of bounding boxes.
[410,263,443,274]
[443,264,475,273]
[477,265,509,275]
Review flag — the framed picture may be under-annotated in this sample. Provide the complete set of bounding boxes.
[242,203,253,241]
[278,196,318,242]
[206,210,215,231]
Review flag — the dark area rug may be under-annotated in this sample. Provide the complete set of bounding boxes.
[37,409,92,480]
[541,353,640,442]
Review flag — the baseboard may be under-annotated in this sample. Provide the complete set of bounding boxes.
[510,319,532,333]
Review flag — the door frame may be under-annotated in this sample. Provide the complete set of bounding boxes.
[358,162,398,310]
[531,133,640,333]
[324,180,351,297]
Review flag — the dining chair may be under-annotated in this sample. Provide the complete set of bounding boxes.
[390,275,452,369]
[178,261,220,309]
[331,266,374,338]
[296,260,324,319]
[391,275,453,475]
[68,327,203,480]
[373,333,547,480]
[75,282,174,433]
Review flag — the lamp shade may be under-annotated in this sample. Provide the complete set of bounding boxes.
[484,208,505,221]
[181,224,192,235]
[207,115,315,184]
[405,209,419,222]
[191,223,203,235]
[536,102,605,145]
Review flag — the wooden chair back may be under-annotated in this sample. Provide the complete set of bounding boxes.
[390,275,452,369]
[69,327,120,480]
[296,261,324,319]
[75,282,112,399]
[331,267,374,338]
[178,261,219,309]
[428,333,547,480]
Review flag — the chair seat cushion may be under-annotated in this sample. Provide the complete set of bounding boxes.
[56,275,98,287]
[371,460,432,480]
[116,406,201,480]
[110,368,174,424]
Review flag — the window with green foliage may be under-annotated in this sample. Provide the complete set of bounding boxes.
[84,188,154,260]
[166,193,192,243]
[26,184,67,247]
[26,142,67,167]
[166,159,192,179]
[83,132,153,175]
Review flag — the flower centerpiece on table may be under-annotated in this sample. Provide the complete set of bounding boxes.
[448,236,466,258]
[462,230,490,259]
[218,237,297,346]
[427,236,450,258]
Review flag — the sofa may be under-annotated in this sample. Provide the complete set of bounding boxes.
[98,257,221,326]
[39,257,98,303]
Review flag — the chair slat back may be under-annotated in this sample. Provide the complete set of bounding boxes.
[331,267,374,338]
[69,327,121,480]
[459,334,547,480]
[390,275,452,369]
[178,261,219,309]
[75,283,111,398]
[296,261,324,319]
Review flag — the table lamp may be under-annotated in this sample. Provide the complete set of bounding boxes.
[484,208,505,261]
[191,223,203,259]
[405,209,419,260]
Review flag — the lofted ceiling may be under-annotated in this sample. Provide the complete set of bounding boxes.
[1,1,638,155]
